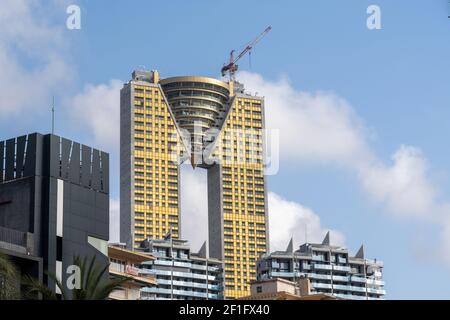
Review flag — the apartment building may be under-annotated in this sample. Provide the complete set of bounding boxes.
[256,232,386,300]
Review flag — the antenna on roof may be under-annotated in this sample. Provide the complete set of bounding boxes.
[305,224,308,244]
[51,96,55,135]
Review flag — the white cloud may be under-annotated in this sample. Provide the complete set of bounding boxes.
[67,79,123,245]
[178,164,344,253]
[69,80,123,152]
[180,165,209,252]
[360,145,438,219]
[238,72,371,167]
[268,192,345,251]
[0,0,72,118]
[238,71,450,265]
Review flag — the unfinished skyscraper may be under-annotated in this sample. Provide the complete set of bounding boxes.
[120,70,269,298]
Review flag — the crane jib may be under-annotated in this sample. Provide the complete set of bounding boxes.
[221,26,272,81]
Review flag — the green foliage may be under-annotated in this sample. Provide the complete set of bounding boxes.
[0,252,20,300]
[26,255,128,300]
[23,275,58,300]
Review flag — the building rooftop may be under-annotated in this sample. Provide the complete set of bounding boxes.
[262,231,383,266]
[108,245,156,264]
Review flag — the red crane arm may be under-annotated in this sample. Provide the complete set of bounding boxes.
[221,26,272,78]
[233,26,272,65]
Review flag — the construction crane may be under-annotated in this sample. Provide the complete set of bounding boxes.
[221,26,272,81]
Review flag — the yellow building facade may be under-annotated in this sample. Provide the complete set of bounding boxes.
[120,70,268,299]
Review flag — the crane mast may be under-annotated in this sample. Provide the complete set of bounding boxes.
[221,26,272,83]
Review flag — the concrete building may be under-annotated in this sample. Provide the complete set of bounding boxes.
[108,244,157,300]
[256,232,386,300]
[136,238,223,300]
[0,133,110,297]
[120,70,269,298]
[239,278,336,300]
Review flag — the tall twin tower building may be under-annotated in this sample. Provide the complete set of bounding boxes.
[120,70,269,298]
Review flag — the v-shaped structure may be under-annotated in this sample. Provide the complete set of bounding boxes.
[159,76,232,167]
[120,70,268,299]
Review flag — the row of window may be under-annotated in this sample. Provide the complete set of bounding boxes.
[134,127,176,135]
[135,179,178,189]
[135,211,178,217]
[135,164,177,172]
[224,240,266,248]
[135,112,167,120]
[134,87,160,95]
[134,121,175,129]
[229,115,262,123]
[134,145,173,153]
[135,185,177,193]
[135,200,178,207]
[220,131,263,140]
[161,81,229,96]
[224,227,266,234]
[224,221,265,228]
[224,262,258,273]
[223,173,264,180]
[135,193,178,200]
[134,170,177,176]
[222,200,265,208]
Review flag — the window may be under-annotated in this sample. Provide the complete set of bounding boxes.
[256,286,262,293]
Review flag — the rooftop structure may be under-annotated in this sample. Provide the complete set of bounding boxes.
[256,232,386,300]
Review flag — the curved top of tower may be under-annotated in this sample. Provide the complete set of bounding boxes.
[160,76,233,167]
[160,76,230,91]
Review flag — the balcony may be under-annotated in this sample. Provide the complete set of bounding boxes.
[109,263,157,286]
[142,287,220,299]
[176,112,215,122]
[269,271,294,278]
[338,257,347,264]
[349,275,385,286]
[313,263,332,271]
[142,268,216,281]
[109,287,142,300]
[333,265,351,272]
[334,293,370,300]
[156,279,222,291]
[367,287,386,295]
[0,226,34,255]
[307,273,348,282]
[312,282,332,289]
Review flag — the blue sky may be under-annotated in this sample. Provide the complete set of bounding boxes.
[1,0,450,299]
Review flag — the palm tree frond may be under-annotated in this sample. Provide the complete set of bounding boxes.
[0,252,18,279]
[18,254,132,300]
[0,252,20,300]
[23,275,57,300]
[45,270,68,300]
[92,277,129,300]
[86,263,110,299]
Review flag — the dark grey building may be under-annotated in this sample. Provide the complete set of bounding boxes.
[0,133,110,297]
